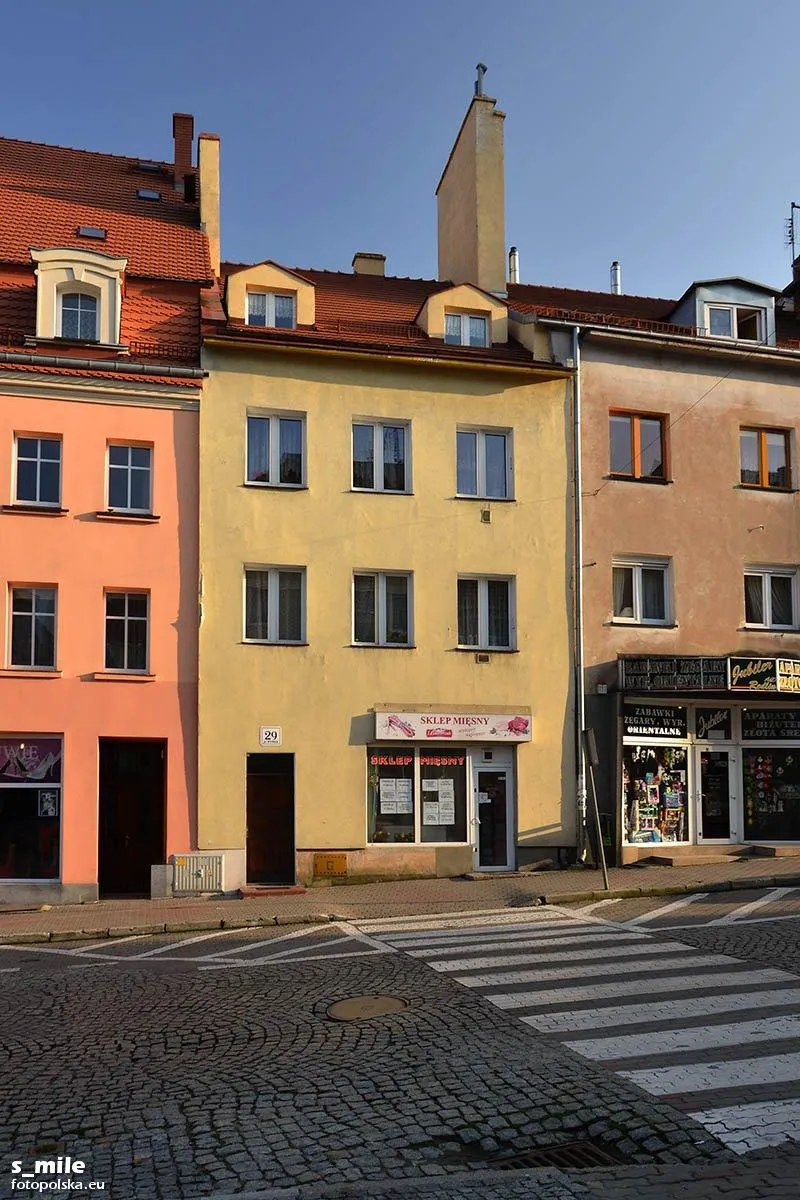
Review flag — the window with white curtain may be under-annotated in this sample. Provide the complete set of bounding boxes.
[444,312,489,347]
[244,567,305,644]
[352,422,410,492]
[457,577,515,649]
[353,572,412,646]
[612,559,670,625]
[744,568,798,629]
[246,291,296,329]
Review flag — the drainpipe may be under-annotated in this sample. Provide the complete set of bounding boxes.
[572,325,588,861]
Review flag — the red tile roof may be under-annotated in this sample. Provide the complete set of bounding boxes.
[0,137,212,283]
[509,282,678,324]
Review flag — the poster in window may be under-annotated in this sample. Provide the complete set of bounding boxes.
[37,790,59,818]
[423,800,441,825]
[379,777,398,814]
[394,778,413,814]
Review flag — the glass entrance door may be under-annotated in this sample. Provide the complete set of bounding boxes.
[475,768,510,868]
[698,749,733,841]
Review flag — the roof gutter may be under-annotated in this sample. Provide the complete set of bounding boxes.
[535,317,800,365]
[0,350,205,379]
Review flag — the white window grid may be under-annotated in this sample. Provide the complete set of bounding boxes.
[14,435,62,507]
[58,290,99,341]
[245,412,306,488]
[612,558,671,626]
[352,572,413,646]
[104,591,149,672]
[351,421,411,493]
[107,444,152,512]
[246,291,296,329]
[243,566,306,645]
[743,567,799,631]
[456,427,513,498]
[457,576,516,650]
[9,586,57,669]
[444,312,490,347]
[703,303,764,342]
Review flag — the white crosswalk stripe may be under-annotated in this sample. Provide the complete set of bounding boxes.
[363,909,800,1155]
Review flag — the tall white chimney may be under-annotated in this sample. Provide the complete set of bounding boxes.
[508,246,520,284]
[610,261,622,295]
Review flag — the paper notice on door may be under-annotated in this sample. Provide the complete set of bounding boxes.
[395,778,413,813]
[477,791,490,805]
[423,800,440,825]
[422,779,439,792]
[380,778,398,814]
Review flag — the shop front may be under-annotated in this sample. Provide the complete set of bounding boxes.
[618,656,800,861]
[0,736,62,884]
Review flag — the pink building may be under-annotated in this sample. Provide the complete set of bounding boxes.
[0,115,213,901]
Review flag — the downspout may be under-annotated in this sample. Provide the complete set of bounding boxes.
[572,325,588,860]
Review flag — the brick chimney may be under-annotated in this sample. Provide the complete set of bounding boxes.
[352,252,386,276]
[436,88,506,295]
[172,112,195,193]
[198,132,221,277]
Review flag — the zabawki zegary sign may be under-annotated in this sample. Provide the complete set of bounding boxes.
[375,712,532,742]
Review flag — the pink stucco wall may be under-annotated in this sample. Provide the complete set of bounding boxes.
[0,387,198,887]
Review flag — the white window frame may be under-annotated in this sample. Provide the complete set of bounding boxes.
[246,291,296,329]
[352,571,414,647]
[8,585,57,669]
[457,575,516,650]
[704,303,764,342]
[456,427,513,498]
[104,591,150,673]
[743,566,799,631]
[444,312,490,347]
[612,558,671,626]
[14,435,62,507]
[243,565,306,645]
[245,411,306,489]
[351,421,411,493]
[107,443,153,513]
[58,288,99,341]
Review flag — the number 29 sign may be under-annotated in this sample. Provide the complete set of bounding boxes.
[259,726,282,747]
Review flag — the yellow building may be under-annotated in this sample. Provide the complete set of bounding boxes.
[197,91,575,887]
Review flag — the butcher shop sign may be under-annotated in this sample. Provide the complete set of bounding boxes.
[374,712,532,742]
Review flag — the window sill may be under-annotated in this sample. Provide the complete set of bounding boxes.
[349,488,413,496]
[89,671,156,682]
[94,511,161,523]
[607,620,678,629]
[243,482,308,492]
[736,484,797,495]
[738,625,800,633]
[1,504,68,516]
[604,475,672,486]
[453,645,519,653]
[0,668,61,679]
[240,640,309,647]
[453,494,516,503]
[351,643,416,650]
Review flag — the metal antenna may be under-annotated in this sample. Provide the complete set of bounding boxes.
[785,202,800,262]
[475,63,487,96]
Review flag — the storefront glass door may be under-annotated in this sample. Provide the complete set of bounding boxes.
[474,767,511,869]
[697,749,735,841]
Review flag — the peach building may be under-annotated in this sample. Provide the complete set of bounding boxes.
[0,115,213,901]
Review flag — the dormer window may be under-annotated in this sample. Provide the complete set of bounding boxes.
[60,292,98,341]
[445,312,489,347]
[706,304,763,341]
[247,291,295,330]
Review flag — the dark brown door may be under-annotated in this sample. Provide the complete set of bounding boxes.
[477,769,510,868]
[246,753,295,884]
[98,739,166,895]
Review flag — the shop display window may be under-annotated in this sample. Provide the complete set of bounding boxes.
[623,744,689,844]
[419,753,467,843]
[0,738,61,879]
[743,750,800,841]
[367,751,414,843]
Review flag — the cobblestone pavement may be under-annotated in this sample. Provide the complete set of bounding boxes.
[0,938,732,1200]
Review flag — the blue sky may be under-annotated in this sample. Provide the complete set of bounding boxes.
[5,1,799,298]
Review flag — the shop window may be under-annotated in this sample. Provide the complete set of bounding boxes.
[108,444,152,512]
[244,567,305,644]
[739,428,791,490]
[367,750,414,842]
[420,752,467,843]
[0,738,62,879]
[612,559,670,625]
[744,568,798,630]
[609,413,666,480]
[457,577,515,649]
[456,429,513,498]
[743,748,800,841]
[444,312,489,347]
[622,745,689,844]
[105,592,149,671]
[246,414,305,488]
[10,587,56,669]
[15,436,62,507]
[353,572,412,646]
[352,422,409,492]
[246,291,296,329]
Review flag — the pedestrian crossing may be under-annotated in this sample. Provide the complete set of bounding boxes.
[358,910,800,1154]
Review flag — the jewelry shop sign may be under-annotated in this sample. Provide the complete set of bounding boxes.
[375,712,532,741]
[777,659,800,693]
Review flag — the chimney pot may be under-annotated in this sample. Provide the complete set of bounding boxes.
[610,260,622,295]
[352,252,386,276]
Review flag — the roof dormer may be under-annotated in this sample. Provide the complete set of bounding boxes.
[31,247,127,346]
[226,261,315,328]
[668,277,778,347]
[416,283,508,345]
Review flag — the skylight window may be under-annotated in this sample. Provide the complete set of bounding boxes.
[76,226,107,241]
[136,188,162,201]
[135,160,165,173]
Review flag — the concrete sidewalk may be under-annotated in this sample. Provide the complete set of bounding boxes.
[1,855,800,943]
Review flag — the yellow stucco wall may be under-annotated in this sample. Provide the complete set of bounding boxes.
[198,345,574,873]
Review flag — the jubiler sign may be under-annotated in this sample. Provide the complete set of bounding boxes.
[375,712,532,742]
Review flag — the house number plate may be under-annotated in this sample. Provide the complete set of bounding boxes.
[259,726,282,746]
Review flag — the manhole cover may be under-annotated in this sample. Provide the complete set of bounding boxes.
[327,994,409,1022]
